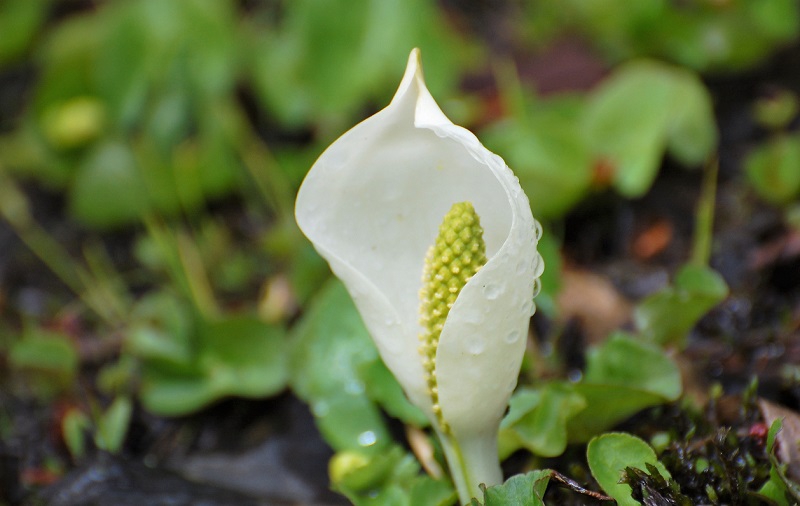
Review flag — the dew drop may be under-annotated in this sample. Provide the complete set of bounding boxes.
[531,277,542,298]
[505,330,521,344]
[520,299,532,315]
[312,401,329,417]
[533,220,543,241]
[345,380,365,395]
[531,253,545,278]
[483,284,502,300]
[357,431,377,447]
[466,336,485,355]
[515,260,526,275]
[464,311,484,324]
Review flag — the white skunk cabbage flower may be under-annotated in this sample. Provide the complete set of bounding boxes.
[295,48,543,504]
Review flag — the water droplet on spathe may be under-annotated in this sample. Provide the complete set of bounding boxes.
[531,253,545,278]
[357,431,377,447]
[466,336,485,355]
[505,330,521,344]
[531,278,542,298]
[464,311,484,324]
[533,220,543,241]
[515,260,526,275]
[483,284,502,300]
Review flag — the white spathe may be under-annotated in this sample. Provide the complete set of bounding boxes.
[295,48,543,500]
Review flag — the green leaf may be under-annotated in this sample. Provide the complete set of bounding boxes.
[634,264,728,346]
[584,60,717,197]
[289,279,392,453]
[62,408,91,460]
[9,329,79,375]
[745,134,800,205]
[481,470,552,506]
[587,433,670,506]
[198,315,289,397]
[408,476,458,506]
[68,141,149,229]
[499,384,586,458]
[0,0,50,65]
[359,360,428,427]
[95,396,132,453]
[138,313,288,416]
[332,446,444,506]
[567,333,682,442]
[584,333,681,400]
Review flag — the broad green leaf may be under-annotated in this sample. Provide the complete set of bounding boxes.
[665,72,717,166]
[634,264,728,346]
[567,384,669,443]
[408,476,458,506]
[584,333,681,400]
[584,61,673,197]
[584,60,716,197]
[68,141,149,229]
[587,433,670,506]
[745,134,800,205]
[197,315,288,397]
[359,360,428,427]
[481,470,551,506]
[289,279,391,453]
[567,333,681,442]
[499,384,586,458]
[138,313,288,415]
[127,291,193,363]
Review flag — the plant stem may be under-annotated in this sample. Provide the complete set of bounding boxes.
[691,156,719,267]
[436,427,503,505]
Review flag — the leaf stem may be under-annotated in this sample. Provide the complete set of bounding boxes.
[691,156,719,267]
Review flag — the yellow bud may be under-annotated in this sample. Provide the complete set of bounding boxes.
[329,451,370,488]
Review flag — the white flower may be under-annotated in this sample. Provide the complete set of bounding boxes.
[295,48,543,503]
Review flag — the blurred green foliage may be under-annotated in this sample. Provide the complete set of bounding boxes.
[522,0,800,72]
[1,0,798,504]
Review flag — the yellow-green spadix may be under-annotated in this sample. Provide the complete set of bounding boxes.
[295,48,544,504]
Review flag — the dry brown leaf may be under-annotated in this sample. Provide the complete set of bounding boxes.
[556,266,633,344]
